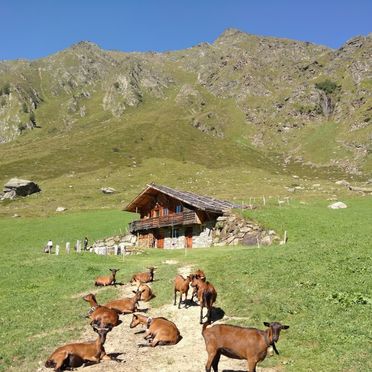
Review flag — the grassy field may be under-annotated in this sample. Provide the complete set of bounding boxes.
[0,199,371,371]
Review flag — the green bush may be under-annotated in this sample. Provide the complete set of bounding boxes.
[315,79,339,95]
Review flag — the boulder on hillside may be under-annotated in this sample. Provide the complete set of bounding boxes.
[101,187,116,194]
[1,178,41,200]
[328,201,347,209]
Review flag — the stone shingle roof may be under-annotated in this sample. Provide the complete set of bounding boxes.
[124,183,239,213]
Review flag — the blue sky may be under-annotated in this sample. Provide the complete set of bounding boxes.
[1,0,371,60]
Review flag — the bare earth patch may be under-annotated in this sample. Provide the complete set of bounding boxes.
[37,266,280,372]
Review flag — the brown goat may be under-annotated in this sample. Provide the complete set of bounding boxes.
[104,289,143,314]
[138,283,156,302]
[45,327,110,371]
[94,268,119,286]
[130,267,156,284]
[192,269,206,281]
[83,293,121,330]
[173,274,191,308]
[190,269,206,300]
[191,276,217,324]
[202,321,289,372]
[129,313,182,347]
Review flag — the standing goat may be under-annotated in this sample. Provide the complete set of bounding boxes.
[173,274,191,309]
[191,276,217,324]
[83,293,121,330]
[190,269,206,300]
[202,321,289,372]
[130,267,156,284]
[130,313,182,347]
[104,289,143,314]
[94,268,119,286]
[45,326,110,371]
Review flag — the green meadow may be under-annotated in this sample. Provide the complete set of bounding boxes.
[0,199,371,371]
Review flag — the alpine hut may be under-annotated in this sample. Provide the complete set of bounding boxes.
[124,183,239,249]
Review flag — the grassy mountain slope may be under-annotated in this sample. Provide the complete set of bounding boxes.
[0,30,371,216]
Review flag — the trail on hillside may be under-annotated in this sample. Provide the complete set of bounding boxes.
[38,265,279,372]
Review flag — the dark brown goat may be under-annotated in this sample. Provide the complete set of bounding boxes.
[130,267,156,284]
[83,293,121,330]
[104,289,143,314]
[45,327,110,371]
[94,268,119,286]
[202,321,289,372]
[191,276,217,324]
[173,274,191,308]
[138,283,156,302]
[130,313,182,347]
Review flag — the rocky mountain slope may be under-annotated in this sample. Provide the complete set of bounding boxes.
[0,29,371,208]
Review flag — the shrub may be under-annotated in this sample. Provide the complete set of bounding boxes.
[315,79,339,95]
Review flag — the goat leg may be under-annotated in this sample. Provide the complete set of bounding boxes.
[200,305,204,324]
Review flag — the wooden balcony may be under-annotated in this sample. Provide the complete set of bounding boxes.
[129,211,199,233]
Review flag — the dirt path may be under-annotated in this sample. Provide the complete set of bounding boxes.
[38,265,279,372]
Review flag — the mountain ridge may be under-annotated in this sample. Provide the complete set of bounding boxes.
[0,28,371,215]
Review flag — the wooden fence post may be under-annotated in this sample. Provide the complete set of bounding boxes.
[66,242,70,254]
[55,244,60,255]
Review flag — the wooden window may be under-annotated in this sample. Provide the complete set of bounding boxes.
[163,208,169,216]
[175,205,183,213]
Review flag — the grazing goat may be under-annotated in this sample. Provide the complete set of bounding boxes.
[95,268,119,286]
[130,313,182,347]
[138,283,156,302]
[104,289,143,314]
[202,321,289,372]
[173,274,191,308]
[191,276,217,324]
[83,293,121,330]
[45,327,110,371]
[130,267,156,284]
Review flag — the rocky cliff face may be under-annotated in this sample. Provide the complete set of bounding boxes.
[0,30,371,174]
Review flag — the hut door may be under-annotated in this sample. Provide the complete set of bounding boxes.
[156,232,164,249]
[185,227,193,248]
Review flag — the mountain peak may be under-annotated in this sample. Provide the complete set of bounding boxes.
[70,41,101,51]
[215,28,246,42]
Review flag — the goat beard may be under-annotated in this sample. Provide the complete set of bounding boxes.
[272,342,279,355]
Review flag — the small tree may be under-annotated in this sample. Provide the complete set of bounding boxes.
[315,79,340,117]
[315,79,339,95]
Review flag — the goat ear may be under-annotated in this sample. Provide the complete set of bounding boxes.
[282,325,290,329]
[263,322,270,327]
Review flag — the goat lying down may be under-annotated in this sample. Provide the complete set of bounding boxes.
[104,289,143,314]
[130,267,156,284]
[83,293,121,330]
[45,327,110,371]
[202,321,289,372]
[130,313,182,347]
[95,268,119,286]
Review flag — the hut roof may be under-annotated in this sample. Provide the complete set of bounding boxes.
[124,183,239,213]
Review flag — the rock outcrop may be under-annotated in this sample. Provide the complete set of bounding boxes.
[1,178,41,200]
